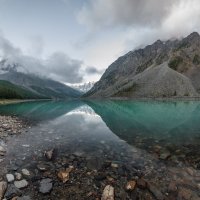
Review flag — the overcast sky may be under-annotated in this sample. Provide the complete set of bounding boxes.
[0,0,200,84]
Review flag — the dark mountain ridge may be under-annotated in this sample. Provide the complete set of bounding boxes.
[86,32,200,98]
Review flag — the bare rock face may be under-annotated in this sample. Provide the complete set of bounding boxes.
[101,185,114,200]
[86,32,200,98]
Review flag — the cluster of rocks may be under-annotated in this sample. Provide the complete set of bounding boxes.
[0,148,200,200]
[0,116,29,140]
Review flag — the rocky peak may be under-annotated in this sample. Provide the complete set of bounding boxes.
[182,32,200,45]
[187,32,200,39]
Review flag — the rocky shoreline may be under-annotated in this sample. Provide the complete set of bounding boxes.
[0,115,30,140]
[0,115,200,200]
[0,149,200,200]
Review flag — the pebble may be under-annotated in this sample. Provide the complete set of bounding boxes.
[39,178,53,194]
[14,180,28,189]
[0,146,6,156]
[137,178,147,189]
[6,174,15,183]
[147,182,164,200]
[44,149,54,160]
[159,151,171,160]
[37,163,49,171]
[21,169,30,176]
[57,170,70,183]
[15,173,22,181]
[111,163,118,168]
[101,185,114,200]
[0,181,7,200]
[125,180,136,191]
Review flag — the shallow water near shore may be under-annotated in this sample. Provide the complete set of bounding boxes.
[0,100,200,199]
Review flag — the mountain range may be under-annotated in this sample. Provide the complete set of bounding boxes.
[70,82,95,93]
[1,32,200,100]
[86,32,200,98]
[0,60,82,99]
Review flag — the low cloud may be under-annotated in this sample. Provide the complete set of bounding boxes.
[85,66,103,75]
[0,34,84,83]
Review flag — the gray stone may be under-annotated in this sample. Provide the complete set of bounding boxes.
[6,174,15,182]
[14,180,28,189]
[21,169,30,176]
[5,184,22,199]
[39,178,53,194]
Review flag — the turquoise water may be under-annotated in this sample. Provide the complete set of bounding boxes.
[0,100,200,199]
[0,100,200,169]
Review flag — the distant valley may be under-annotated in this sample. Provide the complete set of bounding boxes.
[70,82,95,93]
[0,60,82,99]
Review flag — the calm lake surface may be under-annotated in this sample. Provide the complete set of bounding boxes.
[0,100,200,152]
[0,100,200,199]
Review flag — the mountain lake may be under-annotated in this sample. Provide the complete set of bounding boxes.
[0,100,200,199]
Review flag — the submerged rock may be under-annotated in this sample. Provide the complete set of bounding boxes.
[111,163,118,168]
[44,149,54,160]
[147,182,164,200]
[37,163,50,171]
[4,184,22,199]
[137,178,147,189]
[0,181,7,200]
[86,157,103,170]
[101,185,114,200]
[39,178,53,194]
[159,151,171,160]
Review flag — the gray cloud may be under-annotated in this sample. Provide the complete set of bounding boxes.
[78,0,178,30]
[0,34,84,83]
[85,66,103,74]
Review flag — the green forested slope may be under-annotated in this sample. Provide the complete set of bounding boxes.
[0,80,44,99]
